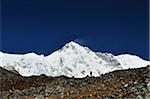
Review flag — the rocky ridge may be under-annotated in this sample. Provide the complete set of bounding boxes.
[0,65,150,98]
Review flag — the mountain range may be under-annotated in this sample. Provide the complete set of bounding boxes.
[0,41,149,78]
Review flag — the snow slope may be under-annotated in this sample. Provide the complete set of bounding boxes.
[0,41,149,78]
[115,54,150,69]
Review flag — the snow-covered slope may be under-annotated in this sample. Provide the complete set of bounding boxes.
[0,41,149,78]
[115,54,150,69]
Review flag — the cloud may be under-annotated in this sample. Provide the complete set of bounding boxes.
[74,37,88,45]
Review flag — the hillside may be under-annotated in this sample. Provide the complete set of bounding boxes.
[0,65,149,98]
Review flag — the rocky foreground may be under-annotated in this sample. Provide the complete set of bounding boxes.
[0,66,150,99]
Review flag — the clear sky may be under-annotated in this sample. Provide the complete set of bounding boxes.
[1,0,149,60]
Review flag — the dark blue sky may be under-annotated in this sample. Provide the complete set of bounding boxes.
[1,0,149,60]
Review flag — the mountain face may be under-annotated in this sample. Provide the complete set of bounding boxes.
[0,41,149,78]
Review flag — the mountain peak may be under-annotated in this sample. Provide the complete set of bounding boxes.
[65,41,80,46]
[0,41,149,78]
[63,41,83,50]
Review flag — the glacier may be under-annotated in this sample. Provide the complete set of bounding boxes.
[0,41,149,78]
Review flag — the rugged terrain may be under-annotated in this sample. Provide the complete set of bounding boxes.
[0,65,150,98]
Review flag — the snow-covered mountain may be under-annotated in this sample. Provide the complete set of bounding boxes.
[0,41,149,78]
